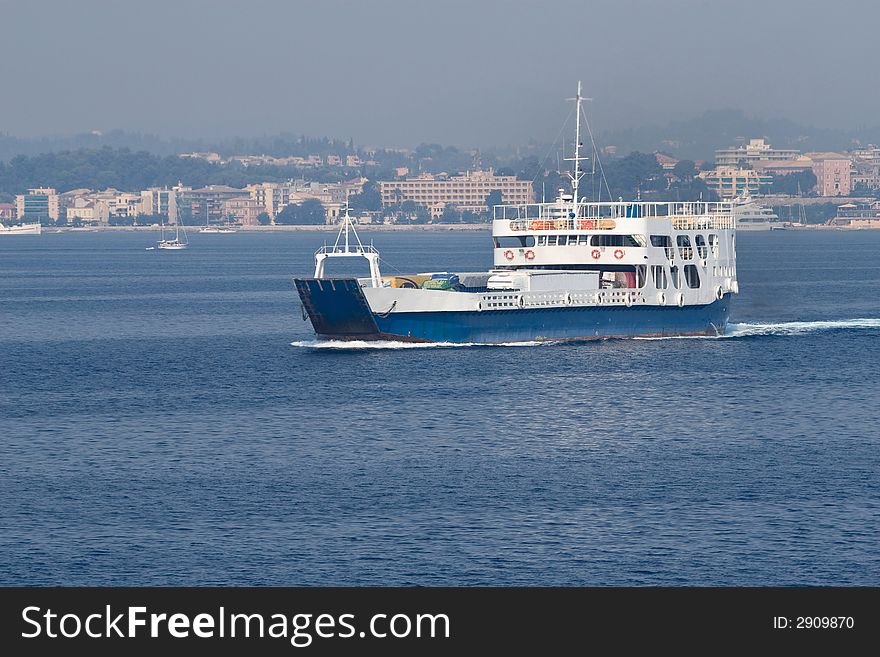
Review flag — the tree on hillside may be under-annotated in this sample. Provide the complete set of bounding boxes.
[604,151,665,198]
[672,160,697,183]
[349,181,382,211]
[275,199,326,225]
[438,205,461,223]
[485,190,503,208]
[767,169,817,196]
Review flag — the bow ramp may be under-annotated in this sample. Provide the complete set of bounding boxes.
[295,278,381,339]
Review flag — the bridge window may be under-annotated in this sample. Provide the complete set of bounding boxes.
[651,265,667,289]
[650,235,672,247]
[676,235,693,259]
[695,234,708,259]
[591,234,644,247]
[684,264,700,288]
[547,235,558,246]
[494,235,535,248]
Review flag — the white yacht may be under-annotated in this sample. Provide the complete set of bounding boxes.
[157,221,188,250]
[0,222,42,236]
[732,198,783,231]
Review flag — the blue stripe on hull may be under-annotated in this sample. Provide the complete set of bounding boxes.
[373,297,731,342]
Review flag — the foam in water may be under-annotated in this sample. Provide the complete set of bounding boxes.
[289,339,543,350]
[291,318,880,349]
[726,318,880,337]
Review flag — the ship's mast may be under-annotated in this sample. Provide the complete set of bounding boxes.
[565,81,590,208]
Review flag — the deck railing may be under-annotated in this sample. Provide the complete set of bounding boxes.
[494,201,734,231]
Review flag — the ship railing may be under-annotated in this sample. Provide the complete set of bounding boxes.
[494,201,734,231]
[481,289,648,310]
[315,243,379,256]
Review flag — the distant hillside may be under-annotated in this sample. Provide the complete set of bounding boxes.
[598,110,880,160]
[0,131,360,163]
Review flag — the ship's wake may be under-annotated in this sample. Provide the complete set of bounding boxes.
[726,318,880,337]
[288,339,542,350]
[636,318,880,340]
[290,318,880,349]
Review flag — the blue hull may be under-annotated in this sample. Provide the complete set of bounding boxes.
[295,278,731,343]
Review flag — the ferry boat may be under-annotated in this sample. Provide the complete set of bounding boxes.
[294,85,739,343]
[0,222,41,236]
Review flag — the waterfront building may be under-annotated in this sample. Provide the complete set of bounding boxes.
[221,196,262,225]
[379,170,534,217]
[828,201,880,227]
[0,202,15,220]
[851,146,880,190]
[15,187,61,221]
[715,138,801,167]
[697,166,772,199]
[247,182,291,220]
[140,187,178,223]
[809,154,852,196]
[176,184,249,223]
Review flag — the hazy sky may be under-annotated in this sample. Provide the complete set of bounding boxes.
[2,0,877,146]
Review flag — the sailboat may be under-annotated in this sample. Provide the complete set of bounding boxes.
[157,214,188,250]
[199,203,236,233]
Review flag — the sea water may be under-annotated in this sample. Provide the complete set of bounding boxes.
[0,230,878,585]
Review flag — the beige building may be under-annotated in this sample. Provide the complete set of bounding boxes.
[379,170,534,217]
[16,187,61,221]
[140,187,178,222]
[809,154,852,196]
[222,197,262,225]
[247,182,291,220]
[698,166,773,199]
[716,138,801,167]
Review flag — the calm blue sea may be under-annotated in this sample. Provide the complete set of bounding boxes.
[1,230,878,585]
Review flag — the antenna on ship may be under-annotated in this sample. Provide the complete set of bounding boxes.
[565,81,591,209]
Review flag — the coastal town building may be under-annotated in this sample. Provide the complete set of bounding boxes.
[379,170,534,217]
[0,202,16,220]
[851,146,880,190]
[176,184,250,223]
[140,187,178,222]
[809,154,852,196]
[247,182,291,220]
[697,166,772,199]
[15,187,61,221]
[715,138,801,167]
[828,201,880,227]
[221,196,262,225]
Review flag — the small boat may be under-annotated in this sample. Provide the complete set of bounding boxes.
[0,222,42,236]
[156,220,188,250]
[197,204,236,233]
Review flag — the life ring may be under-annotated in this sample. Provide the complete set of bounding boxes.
[658,292,666,306]
[591,249,601,260]
[614,249,625,260]
[524,249,535,260]
[716,286,724,301]
[504,249,514,260]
